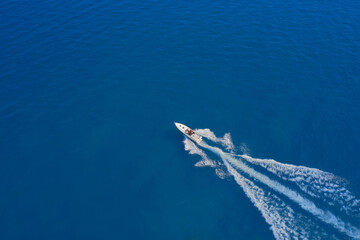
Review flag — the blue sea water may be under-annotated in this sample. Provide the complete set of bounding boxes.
[0,0,359,239]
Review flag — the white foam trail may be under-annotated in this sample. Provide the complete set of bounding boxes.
[201,142,360,239]
[180,128,360,239]
[183,138,228,179]
[195,128,235,151]
[240,154,360,217]
[183,138,216,168]
[184,139,328,239]
[224,160,328,240]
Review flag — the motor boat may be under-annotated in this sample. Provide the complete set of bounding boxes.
[174,122,202,144]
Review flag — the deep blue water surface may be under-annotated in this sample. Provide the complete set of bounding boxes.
[0,1,359,239]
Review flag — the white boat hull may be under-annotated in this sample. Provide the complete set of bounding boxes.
[174,122,202,144]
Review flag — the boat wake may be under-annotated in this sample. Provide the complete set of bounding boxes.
[182,129,360,240]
